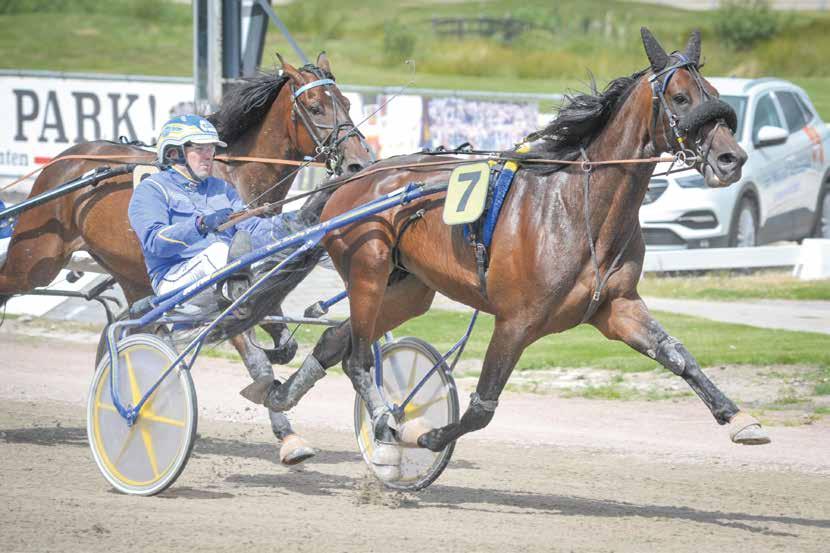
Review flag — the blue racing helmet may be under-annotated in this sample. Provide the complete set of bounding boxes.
[157,114,227,164]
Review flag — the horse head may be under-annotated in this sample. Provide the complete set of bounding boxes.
[278,52,374,176]
[641,28,747,187]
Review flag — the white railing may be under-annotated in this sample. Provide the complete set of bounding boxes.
[643,240,830,280]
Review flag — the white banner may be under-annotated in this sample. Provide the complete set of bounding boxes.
[0,74,194,177]
[0,72,544,181]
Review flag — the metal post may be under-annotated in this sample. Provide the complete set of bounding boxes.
[242,0,269,77]
[222,0,242,80]
[193,0,209,107]
[253,0,309,65]
[194,0,223,112]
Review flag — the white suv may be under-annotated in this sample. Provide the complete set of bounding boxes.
[640,77,830,249]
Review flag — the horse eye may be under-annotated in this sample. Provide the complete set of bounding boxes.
[308,102,324,115]
[673,94,689,105]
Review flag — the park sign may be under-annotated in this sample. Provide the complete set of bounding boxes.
[0,71,194,179]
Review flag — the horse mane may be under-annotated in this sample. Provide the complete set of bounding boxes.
[519,68,649,164]
[207,71,290,145]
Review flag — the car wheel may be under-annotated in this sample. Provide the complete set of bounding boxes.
[729,197,758,247]
[813,185,830,239]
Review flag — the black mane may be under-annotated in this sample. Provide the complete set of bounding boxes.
[521,69,648,162]
[207,71,290,145]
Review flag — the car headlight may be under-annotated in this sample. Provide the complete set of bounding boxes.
[676,174,706,188]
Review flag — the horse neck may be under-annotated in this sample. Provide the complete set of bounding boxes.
[580,82,656,243]
[220,86,301,205]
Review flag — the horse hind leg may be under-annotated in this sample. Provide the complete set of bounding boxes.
[0,227,71,303]
[590,296,770,445]
[231,330,316,465]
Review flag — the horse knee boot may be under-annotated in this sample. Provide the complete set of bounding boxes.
[262,354,327,412]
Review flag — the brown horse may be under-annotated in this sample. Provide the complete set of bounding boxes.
[266,29,769,475]
[0,53,373,463]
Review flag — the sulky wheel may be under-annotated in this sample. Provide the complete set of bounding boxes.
[87,333,197,496]
[354,336,460,491]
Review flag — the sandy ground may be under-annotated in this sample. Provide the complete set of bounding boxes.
[1,323,829,553]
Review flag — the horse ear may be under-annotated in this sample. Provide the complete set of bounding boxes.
[316,51,331,74]
[276,53,302,83]
[641,27,669,72]
[684,30,702,66]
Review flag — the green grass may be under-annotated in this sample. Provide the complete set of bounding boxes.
[638,271,830,301]
[3,1,830,118]
[284,308,830,373]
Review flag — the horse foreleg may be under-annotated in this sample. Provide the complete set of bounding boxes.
[231,330,316,464]
[418,318,528,452]
[258,320,349,414]
[591,296,770,445]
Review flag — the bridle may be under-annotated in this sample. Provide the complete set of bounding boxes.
[288,65,374,175]
[648,53,737,173]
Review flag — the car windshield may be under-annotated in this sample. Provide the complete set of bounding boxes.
[719,95,747,140]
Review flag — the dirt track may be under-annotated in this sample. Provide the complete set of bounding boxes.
[2,325,829,552]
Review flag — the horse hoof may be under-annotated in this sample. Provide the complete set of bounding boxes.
[370,443,401,482]
[416,431,444,453]
[239,376,276,405]
[280,434,316,466]
[265,337,298,365]
[729,412,771,445]
[397,417,433,448]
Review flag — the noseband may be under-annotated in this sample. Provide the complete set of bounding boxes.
[289,66,372,175]
[648,54,737,170]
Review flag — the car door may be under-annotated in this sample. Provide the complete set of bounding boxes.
[775,90,821,238]
[749,92,791,241]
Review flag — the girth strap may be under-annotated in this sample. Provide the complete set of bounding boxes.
[391,208,425,273]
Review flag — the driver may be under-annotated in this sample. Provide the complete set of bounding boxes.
[128,114,299,303]
[129,115,317,466]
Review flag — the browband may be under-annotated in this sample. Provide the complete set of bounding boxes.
[293,78,335,98]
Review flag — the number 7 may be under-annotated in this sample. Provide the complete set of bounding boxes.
[456,171,482,212]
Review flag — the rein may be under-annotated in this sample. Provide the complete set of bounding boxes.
[223,150,693,229]
[0,153,326,193]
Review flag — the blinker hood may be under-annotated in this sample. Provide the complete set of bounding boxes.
[677,99,738,142]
